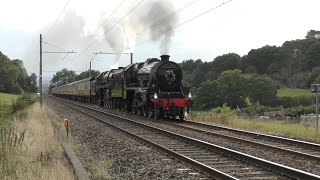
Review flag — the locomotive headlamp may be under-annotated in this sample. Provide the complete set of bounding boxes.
[188,92,192,99]
[154,93,158,99]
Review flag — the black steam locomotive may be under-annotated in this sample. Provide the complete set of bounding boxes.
[52,55,192,120]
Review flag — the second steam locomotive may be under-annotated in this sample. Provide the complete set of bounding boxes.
[52,55,193,120]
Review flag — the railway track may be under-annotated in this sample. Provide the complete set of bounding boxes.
[173,120,320,161]
[51,96,320,179]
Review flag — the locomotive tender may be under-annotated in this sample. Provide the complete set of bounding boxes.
[52,55,192,120]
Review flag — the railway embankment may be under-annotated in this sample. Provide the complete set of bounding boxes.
[0,101,76,179]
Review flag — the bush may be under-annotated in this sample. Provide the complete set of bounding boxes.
[11,93,35,113]
[276,95,314,108]
[285,105,316,116]
[211,103,237,117]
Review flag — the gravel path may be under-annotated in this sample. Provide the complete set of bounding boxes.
[47,98,209,179]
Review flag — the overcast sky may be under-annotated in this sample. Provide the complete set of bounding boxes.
[1,0,320,82]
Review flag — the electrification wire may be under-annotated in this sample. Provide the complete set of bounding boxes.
[43,0,71,38]
[68,0,145,67]
[136,0,233,47]
[91,0,128,37]
[43,41,68,52]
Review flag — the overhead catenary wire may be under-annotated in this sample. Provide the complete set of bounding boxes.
[90,0,128,37]
[68,0,145,67]
[43,0,71,38]
[43,41,69,52]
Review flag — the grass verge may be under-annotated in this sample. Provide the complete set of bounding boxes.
[0,103,75,179]
[190,111,320,142]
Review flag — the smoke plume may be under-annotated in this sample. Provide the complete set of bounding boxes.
[104,0,178,66]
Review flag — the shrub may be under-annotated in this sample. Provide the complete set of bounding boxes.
[11,93,35,113]
[276,95,314,108]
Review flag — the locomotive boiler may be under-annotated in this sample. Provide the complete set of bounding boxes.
[52,54,192,120]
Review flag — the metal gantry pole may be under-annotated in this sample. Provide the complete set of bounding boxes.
[89,60,92,78]
[317,86,319,133]
[39,34,43,107]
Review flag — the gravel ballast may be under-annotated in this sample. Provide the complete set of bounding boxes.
[47,98,209,179]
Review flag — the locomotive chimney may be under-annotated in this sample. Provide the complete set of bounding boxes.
[160,55,170,62]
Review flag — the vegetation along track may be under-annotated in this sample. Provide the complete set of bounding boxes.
[176,120,320,161]
[51,96,320,180]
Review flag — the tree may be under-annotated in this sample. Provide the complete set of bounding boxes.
[75,70,100,81]
[305,30,320,40]
[248,75,277,106]
[241,45,284,75]
[27,73,37,92]
[308,67,320,84]
[180,59,203,86]
[194,80,222,110]
[210,53,240,79]
[12,59,28,92]
[191,62,213,87]
[0,52,20,93]
[306,42,320,68]
[217,69,249,108]
[280,38,317,87]
[51,68,76,84]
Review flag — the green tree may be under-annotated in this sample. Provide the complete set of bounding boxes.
[241,45,284,75]
[27,73,37,92]
[51,68,76,84]
[305,30,320,40]
[307,67,320,85]
[75,70,100,81]
[0,51,20,93]
[194,80,222,110]
[217,69,249,108]
[248,75,277,106]
[210,53,240,79]
[306,42,320,68]
[191,61,213,87]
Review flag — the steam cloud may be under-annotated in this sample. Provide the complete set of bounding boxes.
[104,0,178,66]
[24,0,178,79]
[24,10,108,83]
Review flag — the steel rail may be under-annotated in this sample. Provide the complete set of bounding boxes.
[165,122,320,161]
[52,97,236,179]
[50,96,320,179]
[184,120,320,150]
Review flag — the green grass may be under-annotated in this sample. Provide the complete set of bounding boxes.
[277,88,311,97]
[0,92,19,105]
